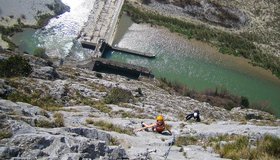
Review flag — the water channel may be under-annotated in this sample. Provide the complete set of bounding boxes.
[11,0,94,60]
[10,1,280,116]
[107,14,280,117]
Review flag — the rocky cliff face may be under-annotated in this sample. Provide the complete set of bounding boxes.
[0,51,279,159]
[155,0,248,28]
[133,0,280,57]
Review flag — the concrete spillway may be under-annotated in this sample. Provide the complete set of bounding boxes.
[78,0,124,46]
[78,58,154,78]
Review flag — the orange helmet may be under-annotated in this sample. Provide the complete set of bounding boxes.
[156,115,164,121]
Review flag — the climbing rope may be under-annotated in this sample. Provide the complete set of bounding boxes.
[163,134,176,160]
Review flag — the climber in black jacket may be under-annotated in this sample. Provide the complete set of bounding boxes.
[186,110,201,122]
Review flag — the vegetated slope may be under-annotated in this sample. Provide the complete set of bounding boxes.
[186,0,279,57]
[0,50,279,159]
[127,0,280,78]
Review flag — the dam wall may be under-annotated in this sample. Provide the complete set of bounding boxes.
[78,0,124,47]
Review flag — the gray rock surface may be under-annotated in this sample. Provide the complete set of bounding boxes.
[31,66,59,80]
[0,98,127,159]
[0,79,14,98]
[183,145,227,160]
[144,0,248,28]
[0,51,279,159]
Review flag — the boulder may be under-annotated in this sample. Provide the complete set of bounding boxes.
[0,146,22,159]
[64,127,111,144]
[31,66,59,80]
[53,0,70,15]
[0,79,14,98]
[2,127,127,159]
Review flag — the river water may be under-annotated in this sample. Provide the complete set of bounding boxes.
[11,0,95,60]
[10,2,280,116]
[107,14,280,116]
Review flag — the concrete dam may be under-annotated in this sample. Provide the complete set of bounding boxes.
[78,0,123,47]
[77,0,154,78]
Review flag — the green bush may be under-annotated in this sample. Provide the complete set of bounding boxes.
[215,135,280,159]
[104,88,134,104]
[34,113,64,128]
[0,130,12,140]
[217,136,249,159]
[86,118,94,124]
[0,25,22,35]
[0,55,32,78]
[109,137,120,145]
[53,112,64,127]
[257,135,280,158]
[35,119,54,128]
[240,96,249,108]
[175,136,198,147]
[7,91,63,111]
[94,101,112,113]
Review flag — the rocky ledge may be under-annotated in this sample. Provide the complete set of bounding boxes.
[0,51,279,159]
[140,0,248,28]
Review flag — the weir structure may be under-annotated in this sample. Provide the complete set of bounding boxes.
[78,58,153,78]
[78,0,123,46]
[77,0,155,78]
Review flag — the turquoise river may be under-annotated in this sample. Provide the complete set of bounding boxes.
[11,0,280,116]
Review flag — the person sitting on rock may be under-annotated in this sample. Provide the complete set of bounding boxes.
[134,115,172,135]
[186,109,201,122]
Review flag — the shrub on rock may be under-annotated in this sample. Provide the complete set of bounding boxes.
[104,88,134,104]
[0,55,32,78]
[240,96,249,108]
